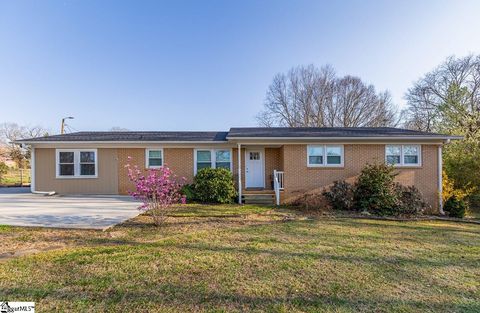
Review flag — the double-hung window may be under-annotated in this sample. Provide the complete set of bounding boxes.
[385,145,421,166]
[58,151,75,176]
[195,149,232,174]
[146,149,163,168]
[307,145,344,167]
[80,151,96,175]
[56,149,97,178]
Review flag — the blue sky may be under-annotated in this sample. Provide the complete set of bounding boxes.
[1,0,480,133]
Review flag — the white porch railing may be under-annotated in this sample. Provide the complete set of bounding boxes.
[273,170,284,206]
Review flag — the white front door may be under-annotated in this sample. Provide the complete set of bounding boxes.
[245,149,264,188]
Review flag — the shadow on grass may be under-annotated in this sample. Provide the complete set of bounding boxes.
[1,282,478,312]
[324,218,480,236]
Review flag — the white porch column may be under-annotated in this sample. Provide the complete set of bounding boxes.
[237,143,242,204]
[438,144,444,215]
[30,146,35,193]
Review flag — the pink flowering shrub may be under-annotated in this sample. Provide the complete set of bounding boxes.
[125,157,186,226]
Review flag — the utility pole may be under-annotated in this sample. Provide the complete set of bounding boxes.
[61,116,74,134]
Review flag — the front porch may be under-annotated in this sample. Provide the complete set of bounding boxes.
[233,145,284,205]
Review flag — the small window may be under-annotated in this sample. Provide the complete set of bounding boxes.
[80,151,96,175]
[249,152,260,160]
[307,145,343,167]
[326,146,342,165]
[195,149,232,174]
[196,150,212,171]
[216,150,231,169]
[385,145,421,166]
[308,146,324,165]
[403,145,419,165]
[59,152,75,176]
[386,145,401,165]
[56,149,97,178]
[146,149,163,168]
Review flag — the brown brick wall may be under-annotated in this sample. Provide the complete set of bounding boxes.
[264,148,282,190]
[117,148,145,195]
[36,145,439,210]
[117,148,195,194]
[164,148,194,183]
[282,144,439,210]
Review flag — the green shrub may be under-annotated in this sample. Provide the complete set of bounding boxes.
[353,163,398,215]
[444,196,468,218]
[0,162,8,175]
[0,162,8,182]
[394,184,427,216]
[180,184,197,202]
[322,180,355,210]
[193,168,237,204]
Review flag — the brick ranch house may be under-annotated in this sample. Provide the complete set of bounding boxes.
[17,127,460,213]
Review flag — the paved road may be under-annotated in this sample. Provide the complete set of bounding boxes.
[0,187,141,230]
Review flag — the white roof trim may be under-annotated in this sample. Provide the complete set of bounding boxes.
[16,140,230,145]
[226,136,462,141]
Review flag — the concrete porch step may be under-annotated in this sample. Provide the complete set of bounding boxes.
[242,193,275,205]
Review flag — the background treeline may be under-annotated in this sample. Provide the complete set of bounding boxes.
[258,55,480,208]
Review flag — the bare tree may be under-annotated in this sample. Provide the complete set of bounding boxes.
[404,55,480,132]
[0,123,49,168]
[257,65,399,127]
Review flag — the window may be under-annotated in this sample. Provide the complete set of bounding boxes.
[249,152,260,160]
[403,145,419,165]
[308,146,324,165]
[386,145,401,165]
[215,150,231,169]
[146,149,163,168]
[56,149,97,178]
[385,145,421,166]
[80,151,96,175]
[196,150,212,171]
[194,149,232,174]
[326,146,342,165]
[58,151,74,176]
[307,145,344,167]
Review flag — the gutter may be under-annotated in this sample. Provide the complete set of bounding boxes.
[226,136,463,141]
[15,136,463,146]
[14,140,230,145]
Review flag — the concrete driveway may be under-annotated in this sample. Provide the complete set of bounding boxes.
[0,187,142,230]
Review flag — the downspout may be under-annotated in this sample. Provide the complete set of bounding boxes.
[438,143,445,215]
[237,143,242,204]
[30,146,35,193]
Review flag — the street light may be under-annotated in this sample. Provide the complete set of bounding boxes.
[61,116,74,134]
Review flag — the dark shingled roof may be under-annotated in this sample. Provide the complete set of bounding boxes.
[227,127,450,138]
[17,127,455,143]
[19,131,229,142]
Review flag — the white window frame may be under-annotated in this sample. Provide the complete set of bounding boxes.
[307,145,344,167]
[145,148,164,169]
[55,149,98,178]
[194,148,233,174]
[385,144,422,167]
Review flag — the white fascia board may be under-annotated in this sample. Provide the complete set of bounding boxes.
[226,136,462,141]
[20,141,235,149]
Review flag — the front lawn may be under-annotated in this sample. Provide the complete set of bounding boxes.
[0,204,479,312]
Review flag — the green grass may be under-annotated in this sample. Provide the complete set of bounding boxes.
[0,169,30,186]
[171,203,274,217]
[0,205,479,312]
[0,225,12,233]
